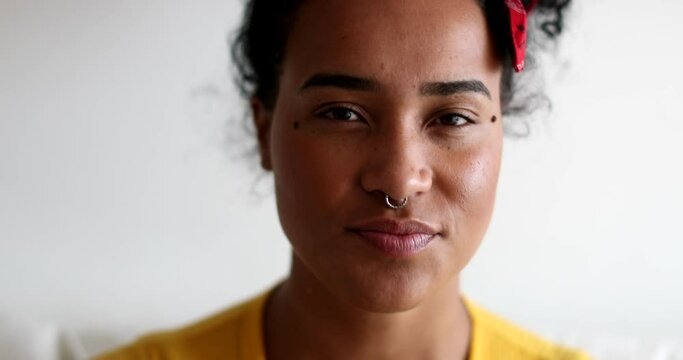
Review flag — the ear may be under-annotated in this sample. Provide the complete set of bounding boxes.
[250,97,273,170]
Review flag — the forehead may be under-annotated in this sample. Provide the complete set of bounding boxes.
[281,0,501,89]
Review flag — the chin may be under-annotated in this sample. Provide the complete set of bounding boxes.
[332,265,439,313]
[287,227,461,314]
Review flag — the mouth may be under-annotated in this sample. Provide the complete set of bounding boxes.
[347,219,440,257]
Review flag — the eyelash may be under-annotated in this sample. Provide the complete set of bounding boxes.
[433,112,476,127]
[314,104,366,122]
[314,104,476,128]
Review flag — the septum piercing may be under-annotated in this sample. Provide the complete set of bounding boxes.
[384,194,408,209]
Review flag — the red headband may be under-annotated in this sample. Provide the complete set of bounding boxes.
[505,0,538,72]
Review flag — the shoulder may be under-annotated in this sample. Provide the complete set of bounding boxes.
[92,292,269,360]
[464,298,591,360]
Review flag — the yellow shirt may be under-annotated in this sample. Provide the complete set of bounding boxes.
[94,291,590,360]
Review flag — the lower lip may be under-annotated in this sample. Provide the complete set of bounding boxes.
[353,231,436,257]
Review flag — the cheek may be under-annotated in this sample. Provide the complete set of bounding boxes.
[461,150,500,209]
[269,115,357,241]
[441,136,502,238]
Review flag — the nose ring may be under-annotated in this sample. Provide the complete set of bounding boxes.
[384,194,408,209]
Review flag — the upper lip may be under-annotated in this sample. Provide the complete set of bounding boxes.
[347,219,439,235]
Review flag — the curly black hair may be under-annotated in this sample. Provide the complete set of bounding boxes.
[231,0,572,121]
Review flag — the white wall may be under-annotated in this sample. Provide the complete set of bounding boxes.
[1,0,682,356]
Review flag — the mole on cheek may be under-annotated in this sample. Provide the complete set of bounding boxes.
[293,121,300,130]
[491,116,497,123]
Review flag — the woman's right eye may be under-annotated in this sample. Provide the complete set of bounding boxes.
[315,106,363,122]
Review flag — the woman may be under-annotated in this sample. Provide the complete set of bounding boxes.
[97,0,589,358]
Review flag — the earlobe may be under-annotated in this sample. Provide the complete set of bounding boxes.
[250,97,273,171]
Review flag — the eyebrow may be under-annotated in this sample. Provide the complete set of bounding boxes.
[300,73,382,92]
[420,80,491,99]
[299,73,491,100]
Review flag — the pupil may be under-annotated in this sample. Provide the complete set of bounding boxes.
[447,115,463,125]
[333,109,352,120]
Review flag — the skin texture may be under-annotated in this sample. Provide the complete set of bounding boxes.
[252,0,504,358]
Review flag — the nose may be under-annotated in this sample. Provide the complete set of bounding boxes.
[359,127,433,202]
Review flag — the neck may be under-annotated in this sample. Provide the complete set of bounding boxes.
[264,255,471,360]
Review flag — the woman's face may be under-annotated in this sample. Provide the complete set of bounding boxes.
[255,0,503,312]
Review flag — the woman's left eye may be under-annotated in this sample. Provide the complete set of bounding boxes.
[435,113,473,127]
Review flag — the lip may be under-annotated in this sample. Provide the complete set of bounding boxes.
[347,219,440,257]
